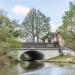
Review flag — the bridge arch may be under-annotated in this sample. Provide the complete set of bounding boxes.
[17,48,60,61]
[20,50,44,61]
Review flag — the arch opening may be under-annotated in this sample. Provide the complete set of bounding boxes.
[20,51,44,61]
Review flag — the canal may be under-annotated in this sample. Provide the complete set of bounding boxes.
[0,61,75,75]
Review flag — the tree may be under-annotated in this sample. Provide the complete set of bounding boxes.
[57,2,75,50]
[0,9,20,54]
[21,8,51,43]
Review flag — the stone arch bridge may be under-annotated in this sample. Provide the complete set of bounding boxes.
[11,43,62,61]
[14,47,60,61]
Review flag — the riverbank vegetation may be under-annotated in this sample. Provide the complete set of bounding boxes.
[50,55,74,61]
[0,9,20,54]
[0,9,21,65]
[48,55,75,64]
[36,55,75,63]
[58,2,75,50]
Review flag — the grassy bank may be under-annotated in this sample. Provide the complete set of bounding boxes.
[0,54,20,67]
[49,55,75,63]
[0,55,12,66]
[49,55,74,61]
[36,55,75,63]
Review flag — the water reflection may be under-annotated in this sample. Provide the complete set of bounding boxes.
[0,62,75,75]
[20,62,75,75]
[0,65,18,75]
[20,61,44,73]
[55,62,75,67]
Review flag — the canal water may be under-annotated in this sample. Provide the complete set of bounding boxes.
[0,61,75,75]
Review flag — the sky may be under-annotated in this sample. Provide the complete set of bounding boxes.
[0,0,74,32]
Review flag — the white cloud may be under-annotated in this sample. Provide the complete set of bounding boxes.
[12,5,31,16]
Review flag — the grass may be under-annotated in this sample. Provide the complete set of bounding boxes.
[49,55,75,62]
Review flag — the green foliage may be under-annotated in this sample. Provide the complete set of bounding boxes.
[0,9,20,54]
[58,2,75,50]
[21,8,51,42]
[8,50,19,61]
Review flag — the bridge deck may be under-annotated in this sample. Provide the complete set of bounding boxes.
[13,48,60,50]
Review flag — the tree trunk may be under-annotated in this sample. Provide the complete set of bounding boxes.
[37,36,39,43]
[59,47,64,56]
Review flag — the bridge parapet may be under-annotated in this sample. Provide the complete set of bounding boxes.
[11,43,61,61]
[13,48,60,50]
[20,43,56,48]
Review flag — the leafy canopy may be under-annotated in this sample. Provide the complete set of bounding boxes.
[0,9,20,54]
[21,8,51,42]
[58,2,75,50]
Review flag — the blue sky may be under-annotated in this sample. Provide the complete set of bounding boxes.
[0,0,73,32]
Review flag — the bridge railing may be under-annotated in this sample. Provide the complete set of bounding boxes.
[20,43,56,48]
